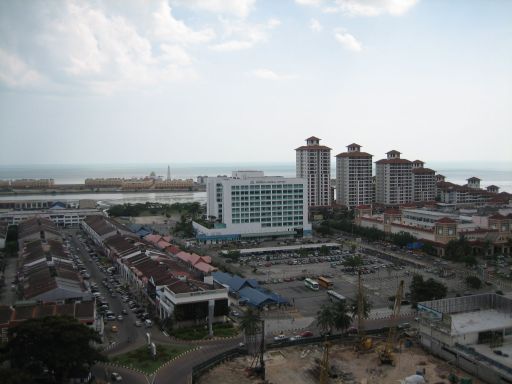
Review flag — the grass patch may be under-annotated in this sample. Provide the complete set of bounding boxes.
[170,323,238,340]
[110,344,191,374]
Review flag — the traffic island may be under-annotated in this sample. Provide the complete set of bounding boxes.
[109,344,194,375]
[170,323,239,340]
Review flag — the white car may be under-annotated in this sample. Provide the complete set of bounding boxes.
[273,334,287,342]
[111,372,122,381]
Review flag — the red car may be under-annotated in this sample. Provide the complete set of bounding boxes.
[300,331,313,337]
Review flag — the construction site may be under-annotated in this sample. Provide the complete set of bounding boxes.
[197,342,479,384]
[197,278,480,384]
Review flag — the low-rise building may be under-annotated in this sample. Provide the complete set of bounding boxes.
[0,207,102,227]
[154,179,194,189]
[0,301,99,343]
[418,294,512,384]
[11,179,55,189]
[356,206,512,256]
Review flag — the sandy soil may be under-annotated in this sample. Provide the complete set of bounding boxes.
[198,343,482,384]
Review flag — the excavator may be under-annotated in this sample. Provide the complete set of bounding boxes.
[378,280,405,365]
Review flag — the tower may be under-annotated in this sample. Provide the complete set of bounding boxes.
[295,136,331,207]
[167,165,171,181]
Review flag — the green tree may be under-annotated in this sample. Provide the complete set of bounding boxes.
[331,301,353,333]
[343,255,364,268]
[465,276,482,289]
[410,274,447,306]
[5,316,105,383]
[319,245,330,256]
[390,231,416,248]
[350,294,372,319]
[316,301,352,334]
[445,236,472,263]
[316,304,335,335]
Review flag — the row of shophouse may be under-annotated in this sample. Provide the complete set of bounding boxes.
[81,215,230,327]
[0,217,98,342]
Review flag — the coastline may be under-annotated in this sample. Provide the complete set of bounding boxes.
[0,186,206,197]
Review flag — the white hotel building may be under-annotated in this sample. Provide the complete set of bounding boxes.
[193,171,312,243]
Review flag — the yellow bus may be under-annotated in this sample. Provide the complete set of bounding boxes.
[318,276,333,289]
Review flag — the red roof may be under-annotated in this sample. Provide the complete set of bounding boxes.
[295,145,331,151]
[436,217,456,224]
[412,160,424,164]
[386,150,401,155]
[375,158,412,165]
[335,151,372,158]
[347,143,362,148]
[467,177,481,181]
[412,167,435,174]
[306,136,321,141]
[384,209,401,215]
[356,204,372,209]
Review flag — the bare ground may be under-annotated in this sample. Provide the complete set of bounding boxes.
[197,343,482,384]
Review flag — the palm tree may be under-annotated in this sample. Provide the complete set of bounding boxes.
[240,307,262,355]
[316,304,335,335]
[350,294,372,319]
[332,301,352,333]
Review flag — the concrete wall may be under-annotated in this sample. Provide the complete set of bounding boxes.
[420,334,512,384]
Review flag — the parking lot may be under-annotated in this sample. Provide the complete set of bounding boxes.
[228,240,499,320]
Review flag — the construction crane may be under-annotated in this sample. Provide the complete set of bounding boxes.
[356,269,372,351]
[379,280,404,365]
[246,320,265,379]
[319,341,331,384]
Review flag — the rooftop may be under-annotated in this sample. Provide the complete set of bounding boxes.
[451,309,512,335]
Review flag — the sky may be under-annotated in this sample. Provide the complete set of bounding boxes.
[0,0,511,165]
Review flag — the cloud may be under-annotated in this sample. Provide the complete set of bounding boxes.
[0,1,213,93]
[0,48,45,88]
[172,0,256,18]
[296,0,418,16]
[152,2,215,44]
[296,0,324,5]
[334,30,362,51]
[209,18,280,52]
[310,18,323,32]
[251,68,295,80]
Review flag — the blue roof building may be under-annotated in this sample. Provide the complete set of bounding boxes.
[212,271,288,308]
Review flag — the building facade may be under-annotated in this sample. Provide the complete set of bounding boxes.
[335,143,373,208]
[296,136,331,207]
[411,160,437,202]
[196,171,311,243]
[375,150,413,206]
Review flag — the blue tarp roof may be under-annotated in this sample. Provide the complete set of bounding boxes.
[213,271,288,308]
[238,287,275,308]
[212,271,259,293]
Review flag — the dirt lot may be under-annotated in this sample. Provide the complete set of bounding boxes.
[197,343,481,384]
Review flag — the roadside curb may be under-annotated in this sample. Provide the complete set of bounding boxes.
[103,346,201,376]
[171,333,242,344]
[271,327,305,336]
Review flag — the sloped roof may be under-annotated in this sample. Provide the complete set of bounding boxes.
[194,261,217,274]
[212,271,259,292]
[238,287,276,308]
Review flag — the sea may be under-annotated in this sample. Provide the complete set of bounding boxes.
[0,162,511,206]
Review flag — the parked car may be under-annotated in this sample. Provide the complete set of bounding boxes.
[273,334,287,342]
[300,331,314,337]
[135,320,143,327]
[111,372,122,381]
